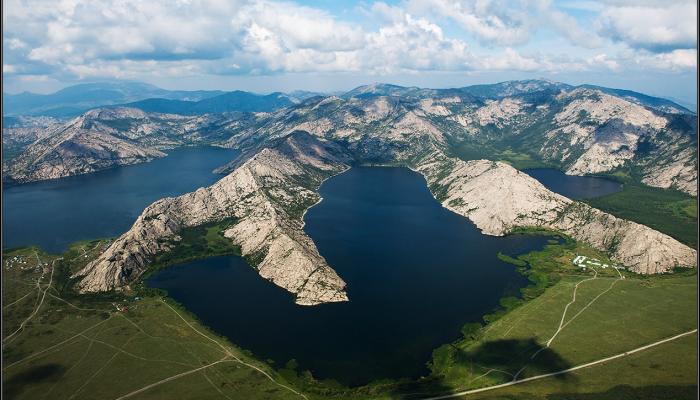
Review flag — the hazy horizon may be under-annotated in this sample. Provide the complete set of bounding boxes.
[3,0,697,105]
[3,75,698,107]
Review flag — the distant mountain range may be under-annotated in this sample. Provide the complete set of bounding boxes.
[4,80,694,120]
[4,79,696,198]
[2,81,323,118]
[2,82,222,117]
[340,80,694,114]
[119,91,300,115]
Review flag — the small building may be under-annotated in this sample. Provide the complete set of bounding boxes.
[573,255,587,265]
[572,255,618,270]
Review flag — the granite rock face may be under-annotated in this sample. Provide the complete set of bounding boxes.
[26,81,696,304]
[7,81,696,195]
[3,107,260,183]
[415,155,696,274]
[5,109,166,183]
[545,89,697,195]
[74,132,350,305]
[75,131,696,305]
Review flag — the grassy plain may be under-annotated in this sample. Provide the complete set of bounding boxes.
[2,231,697,399]
[419,238,696,391]
[2,246,303,400]
[147,217,241,274]
[466,333,697,400]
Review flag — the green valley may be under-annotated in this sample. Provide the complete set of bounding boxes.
[585,184,698,248]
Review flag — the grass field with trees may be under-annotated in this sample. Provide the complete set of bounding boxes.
[584,184,697,248]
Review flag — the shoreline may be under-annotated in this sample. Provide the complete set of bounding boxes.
[0,214,574,388]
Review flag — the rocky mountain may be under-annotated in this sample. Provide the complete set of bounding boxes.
[3,116,166,184]
[2,107,259,184]
[2,116,64,161]
[459,79,572,100]
[215,82,697,195]
[5,80,696,196]
[579,85,693,114]
[341,83,428,99]
[74,122,696,304]
[416,156,695,273]
[76,132,351,305]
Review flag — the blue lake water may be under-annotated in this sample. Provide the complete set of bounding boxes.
[2,155,623,385]
[147,167,554,385]
[2,147,239,252]
[523,168,622,199]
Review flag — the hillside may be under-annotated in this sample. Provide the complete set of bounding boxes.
[74,125,696,303]
[3,80,697,400]
[5,80,697,196]
[2,108,260,184]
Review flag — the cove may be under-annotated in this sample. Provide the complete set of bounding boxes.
[2,147,239,253]
[147,167,553,386]
[523,168,622,199]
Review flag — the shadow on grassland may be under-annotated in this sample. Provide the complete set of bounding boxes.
[462,385,697,400]
[390,338,575,399]
[547,385,698,400]
[3,363,66,400]
[457,338,573,379]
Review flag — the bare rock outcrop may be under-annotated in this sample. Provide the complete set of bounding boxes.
[76,137,696,307]
[74,131,351,305]
[69,82,697,306]
[3,107,262,184]
[6,129,166,184]
[416,155,696,273]
[7,82,696,195]
[4,111,167,183]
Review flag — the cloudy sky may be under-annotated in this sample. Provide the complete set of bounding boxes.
[2,0,697,104]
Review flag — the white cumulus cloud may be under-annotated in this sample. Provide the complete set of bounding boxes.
[1,0,696,87]
[596,2,697,51]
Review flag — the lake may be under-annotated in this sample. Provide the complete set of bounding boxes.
[3,158,622,385]
[147,167,554,385]
[2,147,239,252]
[523,168,622,199]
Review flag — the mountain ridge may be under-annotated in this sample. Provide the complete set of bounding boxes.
[2,81,316,117]
[2,81,225,117]
[75,131,351,305]
[4,80,696,196]
[118,90,297,115]
[73,128,696,305]
[5,79,692,118]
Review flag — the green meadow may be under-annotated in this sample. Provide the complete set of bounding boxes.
[2,233,697,399]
